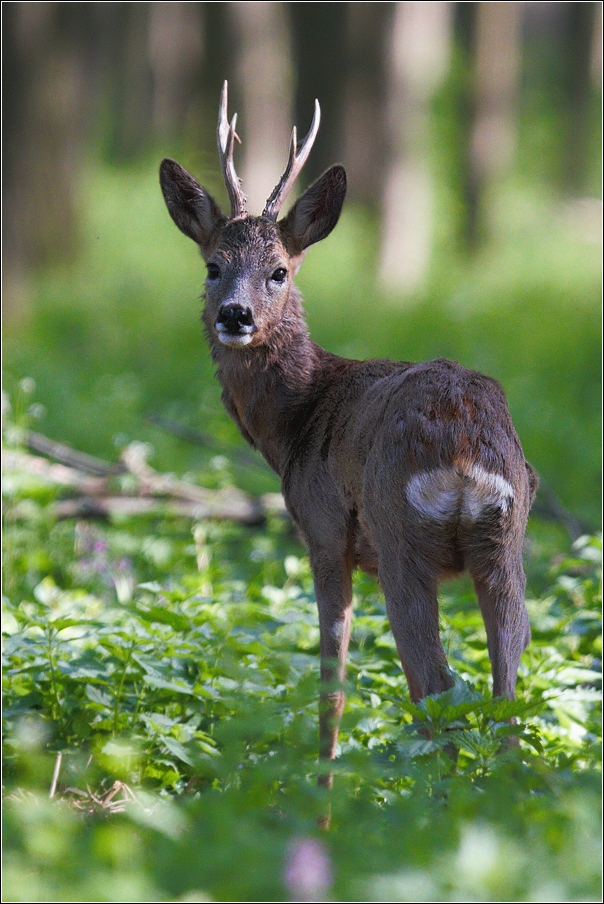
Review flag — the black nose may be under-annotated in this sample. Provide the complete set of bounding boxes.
[216,304,254,333]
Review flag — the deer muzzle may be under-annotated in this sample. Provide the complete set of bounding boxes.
[215,303,256,347]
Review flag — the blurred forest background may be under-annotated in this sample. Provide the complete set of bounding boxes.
[3,1,602,526]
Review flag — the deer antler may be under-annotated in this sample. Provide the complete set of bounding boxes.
[262,100,321,221]
[217,81,247,220]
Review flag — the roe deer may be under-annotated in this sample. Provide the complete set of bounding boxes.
[160,82,538,782]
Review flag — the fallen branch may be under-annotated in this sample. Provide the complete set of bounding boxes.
[532,480,592,541]
[146,413,268,470]
[122,441,220,503]
[4,450,109,495]
[27,430,126,476]
[146,413,218,449]
[8,432,589,538]
[3,437,288,524]
[52,494,268,525]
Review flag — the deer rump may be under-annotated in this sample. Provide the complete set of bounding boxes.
[284,353,535,589]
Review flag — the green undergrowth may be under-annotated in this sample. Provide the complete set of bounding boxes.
[2,426,601,902]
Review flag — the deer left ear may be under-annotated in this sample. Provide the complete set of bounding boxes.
[278,165,347,257]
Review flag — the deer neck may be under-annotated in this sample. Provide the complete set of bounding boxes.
[210,291,325,476]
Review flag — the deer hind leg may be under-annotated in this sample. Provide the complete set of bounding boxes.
[466,537,530,700]
[309,547,354,788]
[471,564,530,700]
[378,557,453,702]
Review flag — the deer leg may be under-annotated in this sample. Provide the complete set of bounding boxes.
[378,561,453,703]
[471,561,530,700]
[309,548,353,789]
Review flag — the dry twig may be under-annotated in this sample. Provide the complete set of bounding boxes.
[3,435,288,524]
[27,430,126,476]
[49,751,62,799]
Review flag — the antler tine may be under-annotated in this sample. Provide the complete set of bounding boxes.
[217,81,247,220]
[263,99,321,221]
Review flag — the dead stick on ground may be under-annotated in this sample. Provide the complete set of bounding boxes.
[27,431,126,476]
[4,450,108,495]
[146,413,268,470]
[4,442,288,523]
[52,495,271,524]
[49,751,62,799]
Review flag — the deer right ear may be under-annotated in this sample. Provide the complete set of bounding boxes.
[160,159,226,259]
[278,165,347,258]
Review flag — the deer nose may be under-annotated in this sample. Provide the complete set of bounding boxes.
[216,303,254,334]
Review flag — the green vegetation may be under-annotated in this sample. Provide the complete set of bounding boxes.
[2,437,601,900]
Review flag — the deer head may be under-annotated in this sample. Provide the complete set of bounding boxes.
[160,81,347,350]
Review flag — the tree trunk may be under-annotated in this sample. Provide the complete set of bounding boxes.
[227,2,293,214]
[100,3,154,162]
[2,2,95,317]
[289,3,348,186]
[343,3,393,209]
[379,2,453,293]
[466,1,522,247]
[148,2,204,141]
[561,1,599,193]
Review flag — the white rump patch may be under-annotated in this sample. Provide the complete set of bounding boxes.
[462,464,514,518]
[406,465,514,522]
[406,470,461,520]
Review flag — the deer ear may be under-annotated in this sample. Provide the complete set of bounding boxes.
[278,165,347,256]
[160,158,226,259]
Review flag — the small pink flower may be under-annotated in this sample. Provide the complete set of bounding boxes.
[283,837,333,902]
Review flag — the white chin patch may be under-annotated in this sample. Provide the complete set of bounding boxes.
[217,332,253,347]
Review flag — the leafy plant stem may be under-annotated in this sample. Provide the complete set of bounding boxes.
[113,642,136,736]
[46,628,62,728]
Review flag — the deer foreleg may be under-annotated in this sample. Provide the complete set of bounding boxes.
[310,549,353,789]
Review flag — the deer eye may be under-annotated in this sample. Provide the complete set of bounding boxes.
[271,267,287,283]
[206,263,221,280]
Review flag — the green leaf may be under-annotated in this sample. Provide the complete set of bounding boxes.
[137,582,163,592]
[49,618,86,632]
[395,738,438,759]
[133,605,191,633]
[85,684,112,708]
[143,675,196,696]
[485,697,543,722]
[159,735,194,766]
